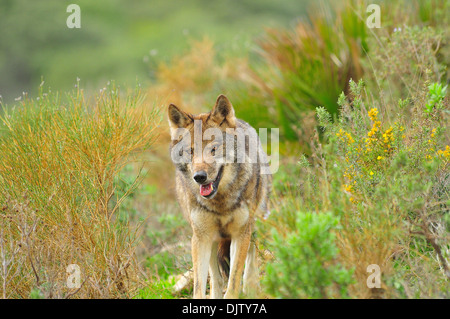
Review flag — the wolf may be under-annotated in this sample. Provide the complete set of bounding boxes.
[168,94,271,299]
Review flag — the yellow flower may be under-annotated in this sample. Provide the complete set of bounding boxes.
[369,171,374,176]
[343,184,353,193]
[368,108,378,121]
[346,132,354,144]
[431,128,436,138]
[382,127,394,144]
[377,156,383,160]
[437,145,450,159]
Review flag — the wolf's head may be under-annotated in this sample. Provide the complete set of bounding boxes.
[168,95,237,199]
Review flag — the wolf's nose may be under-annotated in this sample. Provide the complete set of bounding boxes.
[193,171,207,184]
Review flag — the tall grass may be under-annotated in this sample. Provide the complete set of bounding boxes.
[0,81,160,298]
[233,0,449,151]
[233,0,368,147]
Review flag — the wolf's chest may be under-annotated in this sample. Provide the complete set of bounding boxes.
[190,205,250,239]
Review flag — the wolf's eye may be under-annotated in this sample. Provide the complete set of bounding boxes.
[211,146,216,156]
[179,148,193,157]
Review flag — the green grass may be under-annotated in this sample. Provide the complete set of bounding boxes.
[136,278,191,299]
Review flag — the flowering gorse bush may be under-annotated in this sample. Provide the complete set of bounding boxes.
[313,77,449,297]
[317,79,448,206]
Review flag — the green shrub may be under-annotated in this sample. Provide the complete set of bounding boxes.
[263,211,354,299]
[425,82,448,113]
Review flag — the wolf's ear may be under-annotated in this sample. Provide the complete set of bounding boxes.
[168,104,192,129]
[211,94,236,127]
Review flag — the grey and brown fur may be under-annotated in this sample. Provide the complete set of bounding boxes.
[168,94,271,299]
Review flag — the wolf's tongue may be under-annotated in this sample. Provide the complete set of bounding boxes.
[200,183,213,196]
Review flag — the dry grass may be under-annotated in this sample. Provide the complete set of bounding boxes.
[0,81,160,298]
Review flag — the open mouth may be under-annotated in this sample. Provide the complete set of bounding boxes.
[199,166,224,199]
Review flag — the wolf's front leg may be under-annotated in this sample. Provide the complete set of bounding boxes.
[243,241,259,297]
[209,241,224,299]
[191,233,213,299]
[224,225,252,299]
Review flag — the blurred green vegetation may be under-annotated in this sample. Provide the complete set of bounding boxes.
[231,0,449,149]
[0,0,311,103]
